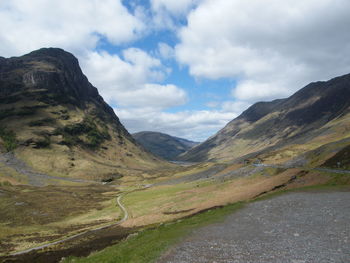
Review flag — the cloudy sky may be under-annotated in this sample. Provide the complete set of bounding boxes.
[1,0,350,141]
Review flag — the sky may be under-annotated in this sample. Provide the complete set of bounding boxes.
[1,0,350,141]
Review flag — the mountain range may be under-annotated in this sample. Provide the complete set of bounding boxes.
[1,48,349,181]
[133,131,199,160]
[179,74,350,168]
[1,47,350,261]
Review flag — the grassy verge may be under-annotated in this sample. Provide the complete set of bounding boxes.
[254,183,350,202]
[62,201,244,263]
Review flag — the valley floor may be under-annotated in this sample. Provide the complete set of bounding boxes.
[1,161,350,262]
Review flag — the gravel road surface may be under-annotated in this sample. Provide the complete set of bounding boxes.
[158,190,350,263]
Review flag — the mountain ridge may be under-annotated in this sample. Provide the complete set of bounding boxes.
[0,48,167,183]
[133,131,199,161]
[179,73,350,163]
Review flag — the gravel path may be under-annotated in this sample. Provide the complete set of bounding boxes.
[158,190,350,263]
[154,164,227,186]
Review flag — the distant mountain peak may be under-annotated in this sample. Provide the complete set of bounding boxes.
[133,131,199,161]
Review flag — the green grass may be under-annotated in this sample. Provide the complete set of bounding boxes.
[0,108,15,120]
[123,183,199,218]
[28,117,55,126]
[55,117,111,149]
[0,127,17,151]
[254,183,350,203]
[62,201,245,263]
[316,170,350,185]
[0,181,12,186]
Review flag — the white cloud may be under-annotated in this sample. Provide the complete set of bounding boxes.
[81,49,162,94]
[150,0,202,29]
[0,0,144,57]
[221,101,251,113]
[115,96,252,142]
[116,107,237,142]
[176,0,350,102]
[123,48,160,68]
[158,42,175,59]
[83,48,246,141]
[80,50,187,109]
[151,0,199,15]
[116,84,187,108]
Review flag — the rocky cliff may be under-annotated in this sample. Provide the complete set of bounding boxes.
[0,48,166,182]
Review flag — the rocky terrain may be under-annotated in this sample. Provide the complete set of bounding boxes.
[0,48,167,183]
[179,74,350,167]
[133,131,199,160]
[159,190,350,263]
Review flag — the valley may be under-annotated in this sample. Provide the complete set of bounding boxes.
[0,48,349,263]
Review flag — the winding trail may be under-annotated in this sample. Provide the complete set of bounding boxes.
[9,192,129,256]
[117,194,129,223]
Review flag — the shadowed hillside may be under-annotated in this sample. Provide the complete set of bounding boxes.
[0,48,167,183]
[133,131,199,160]
[179,74,350,164]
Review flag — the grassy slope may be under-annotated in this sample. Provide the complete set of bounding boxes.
[0,100,166,180]
[260,113,350,166]
[0,185,122,255]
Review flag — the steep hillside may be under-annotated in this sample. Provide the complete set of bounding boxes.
[133,131,199,160]
[179,73,350,164]
[0,48,166,182]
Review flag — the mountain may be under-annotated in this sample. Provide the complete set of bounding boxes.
[0,48,166,182]
[132,131,199,160]
[179,73,350,165]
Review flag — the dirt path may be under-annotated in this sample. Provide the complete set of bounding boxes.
[117,194,128,223]
[158,190,350,263]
